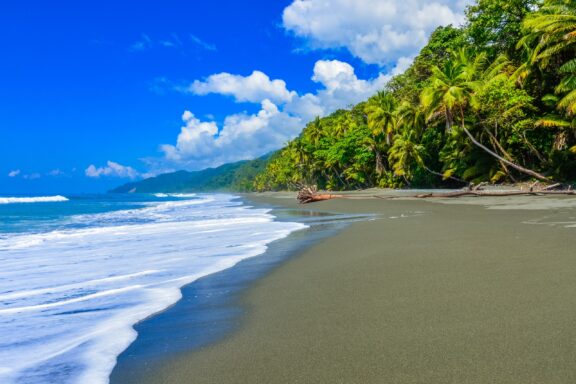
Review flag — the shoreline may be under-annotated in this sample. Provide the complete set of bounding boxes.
[110,195,359,383]
[116,192,576,383]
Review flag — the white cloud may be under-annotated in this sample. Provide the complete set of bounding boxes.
[298,60,390,116]
[285,59,409,121]
[85,161,140,179]
[162,58,401,169]
[161,111,219,162]
[188,71,297,104]
[161,100,302,169]
[8,170,20,177]
[282,0,470,65]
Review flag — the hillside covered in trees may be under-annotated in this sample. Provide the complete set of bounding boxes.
[253,0,576,191]
[110,156,269,193]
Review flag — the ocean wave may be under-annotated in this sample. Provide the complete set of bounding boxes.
[0,194,305,384]
[0,195,69,204]
[153,193,197,198]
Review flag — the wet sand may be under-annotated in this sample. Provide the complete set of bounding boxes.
[129,194,576,383]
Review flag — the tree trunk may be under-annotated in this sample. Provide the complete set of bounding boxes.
[487,134,517,182]
[462,126,550,181]
[484,128,514,161]
[445,109,453,132]
[459,107,549,182]
[522,132,546,163]
[421,164,465,184]
[374,149,384,175]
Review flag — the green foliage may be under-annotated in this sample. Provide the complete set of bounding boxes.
[466,0,540,58]
[122,0,574,193]
[111,156,270,193]
[251,0,576,191]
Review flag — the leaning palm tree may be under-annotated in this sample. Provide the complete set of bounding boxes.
[422,49,550,181]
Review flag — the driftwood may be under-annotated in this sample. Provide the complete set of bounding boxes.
[297,186,345,204]
[297,185,405,203]
[414,190,576,198]
[297,184,576,203]
[415,182,574,198]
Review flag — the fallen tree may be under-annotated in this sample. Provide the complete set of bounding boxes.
[414,189,576,198]
[296,184,575,204]
[297,186,345,204]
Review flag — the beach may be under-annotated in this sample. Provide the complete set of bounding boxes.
[113,193,576,384]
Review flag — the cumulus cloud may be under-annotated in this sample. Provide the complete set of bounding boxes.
[85,161,140,179]
[161,58,402,169]
[161,100,302,168]
[8,170,20,177]
[282,0,471,65]
[188,71,297,104]
[285,60,387,120]
[154,1,472,171]
[285,59,409,121]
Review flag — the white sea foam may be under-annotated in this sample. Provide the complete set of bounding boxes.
[0,195,69,204]
[153,193,197,198]
[169,193,197,197]
[0,194,305,384]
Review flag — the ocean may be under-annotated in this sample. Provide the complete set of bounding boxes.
[0,193,305,384]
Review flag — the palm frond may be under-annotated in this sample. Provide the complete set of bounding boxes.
[535,115,571,128]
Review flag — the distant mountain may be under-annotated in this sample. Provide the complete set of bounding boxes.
[109,156,270,193]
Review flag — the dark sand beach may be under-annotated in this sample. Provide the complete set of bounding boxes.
[114,193,576,384]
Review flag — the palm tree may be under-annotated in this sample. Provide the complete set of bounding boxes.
[556,59,576,115]
[365,91,398,144]
[332,111,352,138]
[421,57,475,132]
[304,116,324,145]
[388,128,424,183]
[523,0,576,66]
[522,0,576,114]
[422,49,550,181]
[363,133,386,175]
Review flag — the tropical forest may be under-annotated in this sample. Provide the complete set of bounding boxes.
[252,0,576,191]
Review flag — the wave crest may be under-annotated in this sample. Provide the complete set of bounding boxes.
[0,195,69,204]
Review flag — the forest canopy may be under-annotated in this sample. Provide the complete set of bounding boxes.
[253,0,576,191]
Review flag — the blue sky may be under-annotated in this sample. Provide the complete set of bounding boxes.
[0,0,470,194]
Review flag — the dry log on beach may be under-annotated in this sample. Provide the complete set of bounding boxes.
[297,186,345,204]
[297,185,576,203]
[296,185,394,203]
[414,190,576,198]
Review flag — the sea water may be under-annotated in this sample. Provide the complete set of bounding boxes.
[0,193,305,384]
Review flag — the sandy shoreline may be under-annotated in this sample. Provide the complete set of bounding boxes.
[119,192,576,383]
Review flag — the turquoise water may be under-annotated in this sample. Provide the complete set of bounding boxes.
[0,193,305,384]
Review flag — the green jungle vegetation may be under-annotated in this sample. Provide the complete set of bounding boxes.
[113,0,576,194]
[254,0,576,191]
[110,156,269,193]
